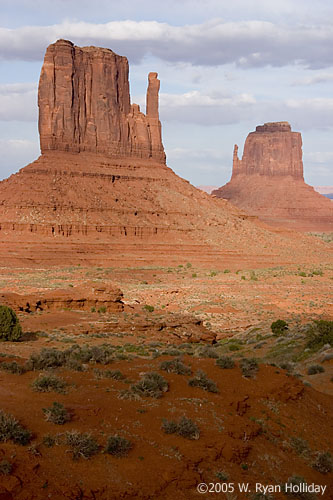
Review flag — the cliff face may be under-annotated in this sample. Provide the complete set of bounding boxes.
[38,40,165,162]
[213,122,333,232]
[232,122,303,179]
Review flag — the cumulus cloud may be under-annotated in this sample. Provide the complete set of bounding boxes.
[1,19,333,68]
[0,82,37,121]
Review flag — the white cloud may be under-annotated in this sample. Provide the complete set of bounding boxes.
[0,82,37,121]
[2,19,333,69]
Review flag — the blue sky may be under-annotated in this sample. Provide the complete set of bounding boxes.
[1,0,333,187]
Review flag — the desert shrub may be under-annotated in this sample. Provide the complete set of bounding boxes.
[0,361,27,374]
[159,358,191,375]
[42,434,56,447]
[31,374,67,393]
[143,305,154,313]
[0,305,22,341]
[105,435,132,457]
[290,436,310,456]
[312,451,333,474]
[131,372,168,398]
[195,345,219,359]
[26,348,66,370]
[65,431,99,460]
[216,356,235,369]
[305,320,333,351]
[118,389,142,401]
[0,460,12,475]
[188,370,219,393]
[43,402,71,425]
[94,368,125,380]
[285,476,318,499]
[98,306,107,314]
[271,319,288,336]
[307,365,325,375]
[0,410,31,445]
[162,416,200,440]
[240,358,258,378]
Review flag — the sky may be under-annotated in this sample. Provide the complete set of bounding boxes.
[1,0,333,187]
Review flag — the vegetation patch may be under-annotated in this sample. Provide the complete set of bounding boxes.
[305,320,333,352]
[0,305,22,341]
[131,372,169,398]
[162,416,200,440]
[188,370,219,393]
[65,431,99,460]
[105,435,132,457]
[271,319,288,336]
[0,361,27,374]
[32,374,67,393]
[216,356,235,369]
[312,451,333,474]
[159,358,191,375]
[43,402,71,425]
[0,410,32,445]
[240,358,258,378]
[307,365,325,375]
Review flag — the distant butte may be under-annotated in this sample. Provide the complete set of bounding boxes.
[212,122,333,232]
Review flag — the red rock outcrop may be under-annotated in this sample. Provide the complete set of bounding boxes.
[38,40,165,162]
[0,284,124,313]
[213,122,333,232]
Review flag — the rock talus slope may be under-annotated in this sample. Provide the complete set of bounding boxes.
[213,122,333,231]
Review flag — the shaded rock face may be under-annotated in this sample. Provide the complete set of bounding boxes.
[232,122,304,179]
[213,122,333,232]
[0,284,124,313]
[38,40,165,162]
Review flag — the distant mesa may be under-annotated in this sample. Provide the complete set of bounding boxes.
[38,39,165,162]
[212,122,333,232]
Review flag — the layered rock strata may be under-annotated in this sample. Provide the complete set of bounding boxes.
[213,122,333,232]
[38,40,165,162]
[0,284,124,313]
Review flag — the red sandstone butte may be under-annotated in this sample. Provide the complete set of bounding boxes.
[38,39,165,162]
[212,122,333,232]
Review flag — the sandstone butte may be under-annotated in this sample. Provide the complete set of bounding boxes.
[0,41,330,268]
[212,122,333,232]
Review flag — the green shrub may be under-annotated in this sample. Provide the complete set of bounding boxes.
[290,436,310,456]
[105,435,132,457]
[159,358,191,375]
[195,345,219,359]
[285,475,317,499]
[0,460,12,475]
[298,271,307,277]
[306,320,333,351]
[216,356,235,369]
[98,306,107,314]
[307,365,325,375]
[162,416,200,440]
[42,434,56,447]
[65,431,99,460]
[271,319,288,336]
[43,402,71,425]
[143,305,154,313]
[312,451,333,474]
[0,305,22,341]
[0,410,31,445]
[131,372,168,398]
[0,361,27,374]
[32,374,67,393]
[94,369,125,380]
[188,370,219,393]
[240,358,258,378]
